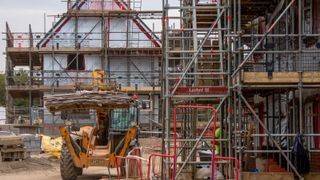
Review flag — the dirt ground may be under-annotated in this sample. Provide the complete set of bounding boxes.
[0,154,127,180]
[0,138,163,180]
[0,166,117,180]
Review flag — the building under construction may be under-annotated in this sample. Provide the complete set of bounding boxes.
[5,0,162,135]
[4,0,320,179]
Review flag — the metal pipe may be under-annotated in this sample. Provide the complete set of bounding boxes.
[231,0,296,78]
[170,8,226,95]
[148,154,174,180]
[299,72,303,134]
[173,98,226,179]
[173,106,216,179]
[227,0,233,177]
[192,0,198,86]
[163,0,170,178]
[239,94,303,179]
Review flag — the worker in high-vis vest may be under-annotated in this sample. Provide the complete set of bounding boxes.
[214,127,221,155]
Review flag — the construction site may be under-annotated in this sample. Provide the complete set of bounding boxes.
[1,0,320,179]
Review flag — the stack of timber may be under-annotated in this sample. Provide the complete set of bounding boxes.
[0,133,25,162]
[44,91,132,112]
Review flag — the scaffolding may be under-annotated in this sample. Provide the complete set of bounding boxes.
[162,0,320,179]
[4,0,162,133]
[3,0,320,178]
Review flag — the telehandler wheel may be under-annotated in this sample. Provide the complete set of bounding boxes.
[60,143,83,180]
[76,167,83,176]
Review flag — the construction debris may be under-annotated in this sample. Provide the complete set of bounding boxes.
[0,153,59,174]
[0,131,26,162]
[40,135,62,159]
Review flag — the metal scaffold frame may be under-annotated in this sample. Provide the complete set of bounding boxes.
[162,0,320,179]
[162,0,233,179]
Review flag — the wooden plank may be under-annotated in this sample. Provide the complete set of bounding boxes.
[1,148,25,153]
[303,72,320,83]
[242,72,299,84]
[7,47,38,53]
[38,47,102,54]
[242,172,294,180]
[0,136,23,146]
[121,86,161,93]
[242,72,320,84]
[305,173,320,180]
[7,85,161,94]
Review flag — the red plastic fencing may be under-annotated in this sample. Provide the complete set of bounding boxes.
[213,156,240,180]
[147,153,175,180]
[115,155,147,180]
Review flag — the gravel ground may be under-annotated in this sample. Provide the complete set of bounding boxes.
[0,138,163,180]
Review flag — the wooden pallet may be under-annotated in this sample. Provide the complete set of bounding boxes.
[0,135,26,162]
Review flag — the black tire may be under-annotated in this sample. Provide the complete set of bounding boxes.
[76,167,83,176]
[60,143,82,180]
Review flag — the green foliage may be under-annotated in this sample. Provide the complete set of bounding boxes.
[0,74,5,106]
[13,69,29,85]
[14,98,28,107]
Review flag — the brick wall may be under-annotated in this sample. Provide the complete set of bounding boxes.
[310,152,320,172]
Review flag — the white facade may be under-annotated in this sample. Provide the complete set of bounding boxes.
[39,5,160,128]
[43,17,155,49]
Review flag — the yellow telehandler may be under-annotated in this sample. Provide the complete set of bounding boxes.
[44,70,140,180]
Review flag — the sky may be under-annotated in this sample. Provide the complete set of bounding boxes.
[0,0,66,71]
[0,0,164,72]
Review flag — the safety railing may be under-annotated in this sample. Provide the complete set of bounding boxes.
[6,70,160,88]
[237,35,320,72]
[115,155,148,180]
[213,156,240,180]
[198,0,218,5]
[3,31,161,49]
[147,153,175,180]
[6,106,31,124]
[115,152,176,180]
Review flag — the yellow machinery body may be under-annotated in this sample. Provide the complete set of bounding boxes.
[60,125,138,168]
